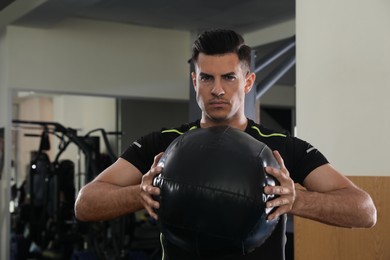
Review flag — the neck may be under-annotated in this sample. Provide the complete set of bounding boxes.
[200,115,248,131]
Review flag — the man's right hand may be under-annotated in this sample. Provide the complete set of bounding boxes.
[139,152,164,220]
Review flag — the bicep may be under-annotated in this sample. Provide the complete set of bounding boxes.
[303,163,357,192]
[93,157,143,186]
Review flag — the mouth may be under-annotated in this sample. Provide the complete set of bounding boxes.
[208,102,228,109]
[209,99,229,106]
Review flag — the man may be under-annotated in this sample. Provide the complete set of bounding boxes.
[75,29,376,259]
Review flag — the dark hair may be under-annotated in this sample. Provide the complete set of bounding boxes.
[191,29,252,71]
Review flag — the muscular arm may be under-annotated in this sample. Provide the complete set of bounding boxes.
[265,152,377,228]
[74,158,144,222]
[291,164,377,228]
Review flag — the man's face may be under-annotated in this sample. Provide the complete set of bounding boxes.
[192,53,255,123]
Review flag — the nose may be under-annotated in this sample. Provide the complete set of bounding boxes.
[211,81,225,97]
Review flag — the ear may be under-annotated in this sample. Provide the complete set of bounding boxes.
[244,72,256,94]
[191,72,197,89]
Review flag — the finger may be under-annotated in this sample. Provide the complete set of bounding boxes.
[267,201,293,220]
[267,207,283,221]
[141,184,161,196]
[265,166,289,183]
[144,205,159,220]
[264,185,290,196]
[143,164,163,184]
[263,167,282,195]
[140,190,160,208]
[153,152,164,167]
[266,197,291,208]
[272,150,284,165]
[149,165,163,177]
[141,193,160,219]
[265,166,279,177]
[272,150,288,175]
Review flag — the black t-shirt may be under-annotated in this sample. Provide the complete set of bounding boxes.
[120,119,329,260]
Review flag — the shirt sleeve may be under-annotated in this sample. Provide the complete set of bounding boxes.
[120,131,165,174]
[287,137,329,185]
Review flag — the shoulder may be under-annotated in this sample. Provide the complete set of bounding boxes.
[246,119,290,143]
[131,120,200,151]
[120,121,200,174]
[158,120,200,144]
[245,119,326,157]
[245,119,329,184]
[160,121,200,136]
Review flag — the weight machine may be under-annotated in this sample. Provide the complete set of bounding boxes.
[11,120,143,259]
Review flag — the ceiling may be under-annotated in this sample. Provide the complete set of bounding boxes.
[2,0,295,86]
[3,0,294,33]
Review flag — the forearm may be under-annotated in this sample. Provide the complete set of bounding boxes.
[291,187,376,228]
[74,180,143,222]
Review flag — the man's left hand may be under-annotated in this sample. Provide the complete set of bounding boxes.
[264,150,296,220]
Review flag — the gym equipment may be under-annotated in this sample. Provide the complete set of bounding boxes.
[153,125,280,258]
[11,120,134,260]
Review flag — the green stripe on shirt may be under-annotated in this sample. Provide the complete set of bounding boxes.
[161,126,198,135]
[251,126,287,138]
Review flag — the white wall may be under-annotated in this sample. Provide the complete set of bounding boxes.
[7,18,191,100]
[296,0,390,175]
[245,19,295,48]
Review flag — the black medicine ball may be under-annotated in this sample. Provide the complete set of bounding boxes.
[153,126,280,258]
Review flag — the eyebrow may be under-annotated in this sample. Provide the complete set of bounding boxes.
[198,72,236,77]
[199,72,212,78]
[222,72,236,77]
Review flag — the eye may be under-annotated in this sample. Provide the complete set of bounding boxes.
[223,75,236,81]
[200,75,212,82]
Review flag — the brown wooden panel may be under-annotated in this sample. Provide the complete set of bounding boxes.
[294,176,390,260]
